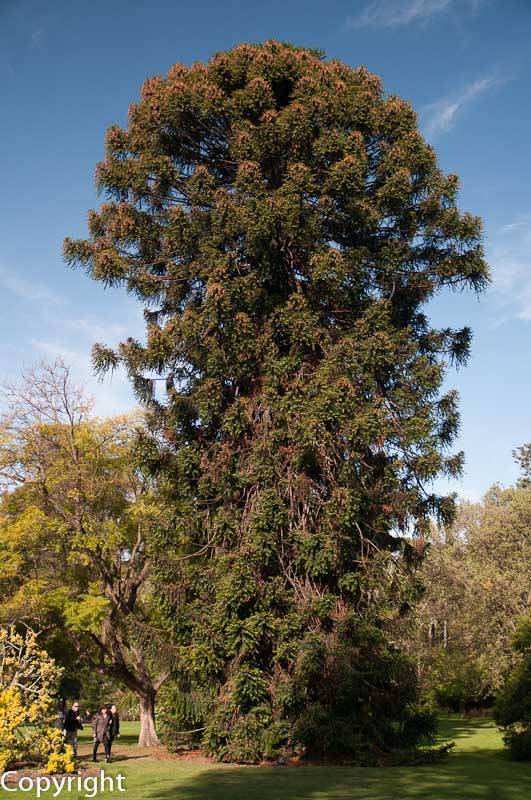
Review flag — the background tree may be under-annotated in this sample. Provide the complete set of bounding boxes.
[414,465,531,709]
[0,361,175,746]
[494,617,531,760]
[64,41,488,761]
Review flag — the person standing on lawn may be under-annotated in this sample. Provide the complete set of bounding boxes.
[92,705,112,763]
[63,701,83,758]
[109,704,120,756]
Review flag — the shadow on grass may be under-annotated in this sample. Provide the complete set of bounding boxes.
[75,717,529,800]
[437,716,496,741]
[145,757,531,800]
[145,720,530,800]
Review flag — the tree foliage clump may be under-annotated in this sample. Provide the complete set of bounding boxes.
[64,41,488,761]
[494,618,531,760]
[414,458,531,711]
[0,627,74,774]
[488,447,531,760]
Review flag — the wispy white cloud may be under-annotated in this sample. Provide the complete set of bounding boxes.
[0,260,144,415]
[421,76,499,137]
[30,25,46,48]
[0,265,62,305]
[488,218,531,324]
[347,0,483,28]
[26,305,145,415]
[499,219,531,234]
[63,317,130,342]
[29,339,137,417]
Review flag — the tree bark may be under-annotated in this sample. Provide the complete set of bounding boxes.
[138,690,160,747]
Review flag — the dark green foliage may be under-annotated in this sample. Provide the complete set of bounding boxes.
[59,666,118,713]
[286,623,438,761]
[424,655,490,713]
[494,619,531,759]
[514,443,531,488]
[64,41,488,762]
[389,741,454,766]
[499,729,531,761]
[157,681,216,751]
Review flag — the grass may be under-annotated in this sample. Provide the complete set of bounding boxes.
[1,717,529,799]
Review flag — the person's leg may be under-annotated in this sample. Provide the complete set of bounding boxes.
[93,741,99,762]
[104,738,111,762]
[108,735,114,755]
[65,730,77,758]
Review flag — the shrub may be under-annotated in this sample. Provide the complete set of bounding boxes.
[0,628,74,773]
[494,619,531,759]
[288,624,438,762]
[500,728,531,761]
[42,730,75,774]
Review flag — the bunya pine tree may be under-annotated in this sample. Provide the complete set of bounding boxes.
[64,41,488,762]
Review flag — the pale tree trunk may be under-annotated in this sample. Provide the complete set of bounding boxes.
[138,690,160,747]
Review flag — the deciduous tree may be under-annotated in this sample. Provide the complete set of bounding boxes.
[0,361,174,746]
[414,474,531,708]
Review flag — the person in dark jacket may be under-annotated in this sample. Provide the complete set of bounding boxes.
[55,700,66,731]
[109,704,120,756]
[92,706,112,763]
[63,702,83,758]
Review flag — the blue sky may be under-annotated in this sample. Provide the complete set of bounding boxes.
[1,0,530,500]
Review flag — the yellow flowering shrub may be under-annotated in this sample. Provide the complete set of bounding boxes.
[0,749,11,773]
[0,627,73,772]
[43,733,75,774]
[0,688,27,769]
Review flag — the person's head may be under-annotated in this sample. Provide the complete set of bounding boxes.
[101,706,108,715]
[111,704,117,714]
[72,702,80,713]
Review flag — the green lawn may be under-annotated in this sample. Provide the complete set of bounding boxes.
[1,717,529,799]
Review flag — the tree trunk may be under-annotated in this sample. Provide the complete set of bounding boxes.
[138,690,160,747]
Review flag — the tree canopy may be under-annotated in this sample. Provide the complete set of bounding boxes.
[413,448,531,712]
[0,361,174,746]
[63,41,488,762]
